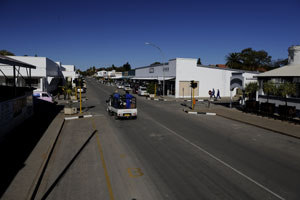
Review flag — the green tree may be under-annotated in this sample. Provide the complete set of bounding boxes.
[147,82,155,94]
[240,48,271,70]
[278,82,296,106]
[0,49,15,56]
[271,58,288,68]
[245,82,258,100]
[263,81,276,103]
[150,62,161,66]
[226,48,272,71]
[226,52,242,69]
[123,62,131,71]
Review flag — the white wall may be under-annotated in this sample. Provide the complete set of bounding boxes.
[3,56,47,77]
[46,58,61,77]
[175,58,235,98]
[97,70,107,77]
[61,65,75,72]
[243,72,258,86]
[62,71,76,80]
[135,62,176,78]
[1,56,63,93]
[61,64,76,83]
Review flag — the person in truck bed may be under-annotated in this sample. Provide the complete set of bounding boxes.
[125,91,133,109]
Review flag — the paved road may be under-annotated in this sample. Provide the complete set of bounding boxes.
[37,78,300,200]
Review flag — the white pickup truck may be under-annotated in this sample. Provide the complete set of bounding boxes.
[106,95,137,119]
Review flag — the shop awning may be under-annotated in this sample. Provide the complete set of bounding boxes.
[158,77,175,81]
[131,76,175,80]
[131,77,158,80]
[110,77,123,79]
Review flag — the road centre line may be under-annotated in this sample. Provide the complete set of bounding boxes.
[151,118,285,200]
[91,118,115,200]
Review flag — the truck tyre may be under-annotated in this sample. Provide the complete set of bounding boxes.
[114,113,118,120]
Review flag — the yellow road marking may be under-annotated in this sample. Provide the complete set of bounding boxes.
[91,118,97,130]
[92,118,115,200]
[120,154,126,158]
[127,168,144,178]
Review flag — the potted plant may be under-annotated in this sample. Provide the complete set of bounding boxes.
[245,82,259,113]
[63,81,77,114]
[147,82,155,98]
[261,81,276,116]
[277,82,296,119]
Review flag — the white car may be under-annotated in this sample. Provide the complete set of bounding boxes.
[117,85,124,89]
[138,87,149,96]
[124,85,132,91]
[77,87,86,93]
[33,92,54,103]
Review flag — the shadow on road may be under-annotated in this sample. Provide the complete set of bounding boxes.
[0,100,63,198]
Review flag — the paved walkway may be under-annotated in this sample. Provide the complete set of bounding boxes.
[184,102,300,139]
[1,107,65,200]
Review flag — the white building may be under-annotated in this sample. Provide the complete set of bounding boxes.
[61,64,76,83]
[134,58,259,98]
[107,70,116,78]
[0,56,64,93]
[256,45,300,111]
[97,70,107,78]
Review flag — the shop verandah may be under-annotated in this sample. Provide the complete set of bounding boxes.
[130,77,175,96]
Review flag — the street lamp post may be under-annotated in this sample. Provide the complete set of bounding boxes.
[145,42,165,97]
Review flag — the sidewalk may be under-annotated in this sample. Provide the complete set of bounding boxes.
[146,95,237,102]
[1,106,65,200]
[184,102,300,139]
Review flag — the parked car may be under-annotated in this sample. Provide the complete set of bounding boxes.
[77,87,86,93]
[124,84,132,91]
[117,84,124,89]
[33,92,54,103]
[138,86,149,96]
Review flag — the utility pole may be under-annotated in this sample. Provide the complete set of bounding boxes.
[145,42,166,97]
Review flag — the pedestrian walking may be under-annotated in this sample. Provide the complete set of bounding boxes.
[212,88,215,98]
[217,89,221,99]
[209,90,212,99]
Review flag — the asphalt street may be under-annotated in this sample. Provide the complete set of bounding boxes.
[37,78,300,200]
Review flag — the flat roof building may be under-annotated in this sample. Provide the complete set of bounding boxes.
[134,58,259,98]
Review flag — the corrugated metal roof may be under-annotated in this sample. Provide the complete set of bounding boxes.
[256,64,300,77]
